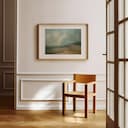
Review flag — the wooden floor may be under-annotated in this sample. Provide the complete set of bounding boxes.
[0,110,106,128]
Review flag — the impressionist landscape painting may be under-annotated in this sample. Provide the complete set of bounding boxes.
[45,29,81,54]
[38,24,88,60]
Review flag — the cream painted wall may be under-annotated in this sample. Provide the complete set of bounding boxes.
[17,0,106,74]
[16,0,106,110]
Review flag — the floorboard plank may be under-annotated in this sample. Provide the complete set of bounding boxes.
[0,110,106,128]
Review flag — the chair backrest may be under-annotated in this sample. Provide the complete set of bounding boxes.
[73,74,96,83]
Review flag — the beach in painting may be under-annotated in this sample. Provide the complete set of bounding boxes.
[45,29,81,54]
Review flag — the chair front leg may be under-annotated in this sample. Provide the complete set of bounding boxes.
[93,83,96,113]
[62,95,66,115]
[93,96,96,113]
[62,83,66,115]
[73,97,76,112]
[84,84,88,118]
[73,82,76,112]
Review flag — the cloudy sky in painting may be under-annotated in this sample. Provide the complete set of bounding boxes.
[45,29,81,47]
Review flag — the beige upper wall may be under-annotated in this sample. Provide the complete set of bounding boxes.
[17,0,106,74]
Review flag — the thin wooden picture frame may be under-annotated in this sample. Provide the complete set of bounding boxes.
[37,24,88,60]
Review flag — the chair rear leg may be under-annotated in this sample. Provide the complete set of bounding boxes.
[93,96,96,113]
[73,82,76,112]
[73,97,76,112]
[84,85,88,118]
[62,95,66,115]
[62,83,66,115]
[93,83,96,113]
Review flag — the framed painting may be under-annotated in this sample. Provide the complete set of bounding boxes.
[37,24,88,60]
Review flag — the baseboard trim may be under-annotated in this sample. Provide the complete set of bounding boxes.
[16,100,106,110]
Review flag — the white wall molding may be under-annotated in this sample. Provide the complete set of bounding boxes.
[17,72,105,75]
[16,100,105,110]
[16,73,106,110]
[19,78,69,101]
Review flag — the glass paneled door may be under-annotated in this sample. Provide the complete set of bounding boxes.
[106,0,128,127]
[106,0,117,127]
[118,0,128,128]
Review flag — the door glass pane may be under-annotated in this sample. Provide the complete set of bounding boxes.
[107,64,110,89]
[108,64,114,90]
[119,0,124,21]
[107,90,110,115]
[125,21,128,58]
[110,92,114,120]
[107,34,114,61]
[109,34,114,61]
[107,36,109,61]
[125,62,128,99]
[107,65,110,89]
[119,23,124,58]
[119,62,124,96]
[125,101,128,128]
[119,97,124,128]
[107,5,110,32]
[125,0,128,18]
[109,0,114,31]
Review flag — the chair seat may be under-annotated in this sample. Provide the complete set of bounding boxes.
[64,91,96,98]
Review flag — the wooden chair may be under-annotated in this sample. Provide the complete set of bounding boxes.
[62,74,96,118]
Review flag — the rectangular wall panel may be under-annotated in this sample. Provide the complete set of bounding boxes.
[0,0,16,97]
[20,79,62,101]
[0,0,2,60]
[3,0,15,62]
[3,71,14,89]
[0,69,14,96]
